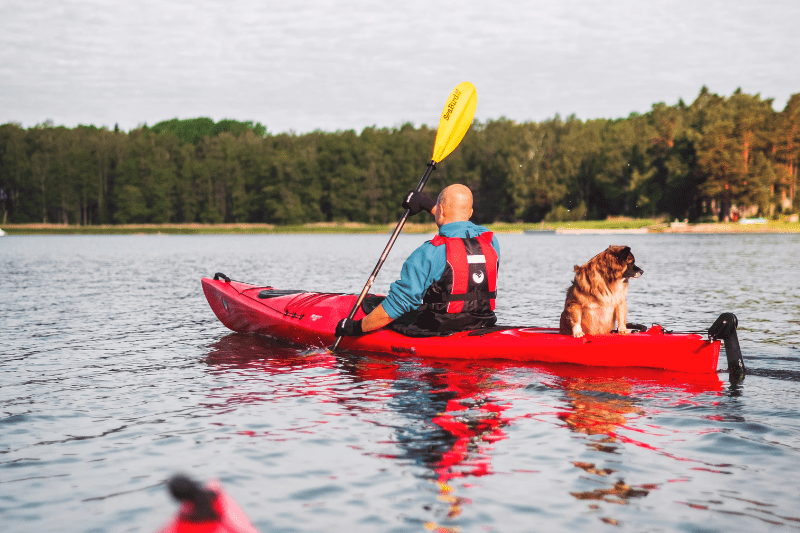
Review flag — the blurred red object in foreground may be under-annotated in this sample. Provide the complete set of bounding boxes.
[157,475,258,533]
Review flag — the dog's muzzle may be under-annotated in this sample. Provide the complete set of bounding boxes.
[625,265,643,279]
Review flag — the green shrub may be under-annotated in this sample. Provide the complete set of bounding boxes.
[544,202,587,222]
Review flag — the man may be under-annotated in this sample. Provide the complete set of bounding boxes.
[336,184,500,337]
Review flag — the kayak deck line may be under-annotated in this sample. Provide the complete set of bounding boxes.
[201,276,734,375]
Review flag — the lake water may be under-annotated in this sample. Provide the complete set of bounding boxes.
[2,233,799,532]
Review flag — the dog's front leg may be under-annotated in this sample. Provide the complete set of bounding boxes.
[616,300,629,335]
[568,304,584,338]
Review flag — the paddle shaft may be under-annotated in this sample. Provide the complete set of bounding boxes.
[330,160,436,352]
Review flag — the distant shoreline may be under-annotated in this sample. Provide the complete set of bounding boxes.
[2,220,799,235]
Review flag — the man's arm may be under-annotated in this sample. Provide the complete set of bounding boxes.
[336,244,444,337]
[361,303,394,332]
[335,303,393,337]
[381,243,443,319]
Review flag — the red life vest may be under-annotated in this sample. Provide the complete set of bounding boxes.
[423,231,498,315]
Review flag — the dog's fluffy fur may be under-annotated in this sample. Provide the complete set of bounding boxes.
[559,245,643,338]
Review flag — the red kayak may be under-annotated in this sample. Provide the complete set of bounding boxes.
[201,274,739,375]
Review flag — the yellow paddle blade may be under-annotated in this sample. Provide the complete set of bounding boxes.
[431,81,477,163]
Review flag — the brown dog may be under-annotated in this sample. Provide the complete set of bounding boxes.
[559,246,643,338]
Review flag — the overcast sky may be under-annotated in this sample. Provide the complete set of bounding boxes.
[2,0,798,134]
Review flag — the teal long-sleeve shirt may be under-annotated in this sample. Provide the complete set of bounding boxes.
[381,221,500,319]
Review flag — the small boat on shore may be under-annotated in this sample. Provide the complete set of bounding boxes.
[202,274,743,375]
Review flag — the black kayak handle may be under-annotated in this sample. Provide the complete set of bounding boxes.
[213,272,231,283]
[708,312,745,381]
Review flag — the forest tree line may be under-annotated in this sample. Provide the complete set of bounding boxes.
[1,87,798,226]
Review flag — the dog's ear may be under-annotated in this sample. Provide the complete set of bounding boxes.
[615,246,632,261]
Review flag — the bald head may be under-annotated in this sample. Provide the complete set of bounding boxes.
[435,184,473,227]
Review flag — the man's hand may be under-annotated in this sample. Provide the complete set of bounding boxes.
[335,318,364,337]
[402,190,436,216]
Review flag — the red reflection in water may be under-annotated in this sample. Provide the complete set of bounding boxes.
[204,334,724,526]
[203,335,340,414]
[424,361,513,522]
